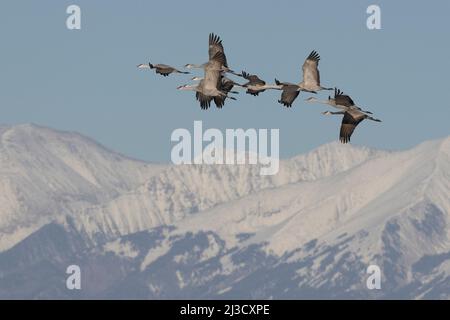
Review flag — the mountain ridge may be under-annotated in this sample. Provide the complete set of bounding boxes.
[0,124,448,299]
[0,123,393,251]
[0,123,166,251]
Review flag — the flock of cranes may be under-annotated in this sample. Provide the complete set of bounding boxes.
[137,33,381,144]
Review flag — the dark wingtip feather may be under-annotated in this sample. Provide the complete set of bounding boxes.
[307,50,321,62]
[278,100,292,107]
[335,88,345,97]
[340,136,349,144]
[209,33,222,45]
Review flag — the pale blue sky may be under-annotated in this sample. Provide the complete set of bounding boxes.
[0,0,449,162]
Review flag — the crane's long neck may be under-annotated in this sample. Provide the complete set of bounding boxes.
[327,111,345,115]
[309,97,333,105]
[186,63,205,69]
[187,85,199,91]
[179,84,199,92]
[263,84,283,90]
[137,63,154,69]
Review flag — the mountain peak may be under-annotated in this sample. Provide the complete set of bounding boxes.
[0,124,165,251]
[1,123,57,136]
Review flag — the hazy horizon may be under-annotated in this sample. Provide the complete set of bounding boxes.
[2,122,449,165]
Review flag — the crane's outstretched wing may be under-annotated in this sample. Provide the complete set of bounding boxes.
[209,33,228,68]
[155,65,174,77]
[274,79,299,107]
[302,50,321,87]
[214,77,238,108]
[278,87,299,107]
[339,111,365,143]
[196,91,213,110]
[241,71,266,86]
[333,88,355,107]
[241,71,266,96]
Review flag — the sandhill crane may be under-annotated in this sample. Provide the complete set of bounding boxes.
[322,109,381,143]
[191,75,241,108]
[305,88,373,114]
[299,51,333,92]
[137,63,189,77]
[276,50,333,107]
[183,33,243,109]
[178,52,237,109]
[203,51,231,93]
[184,33,238,75]
[202,49,239,108]
[240,71,282,96]
[274,79,300,107]
[177,81,237,110]
[209,33,229,69]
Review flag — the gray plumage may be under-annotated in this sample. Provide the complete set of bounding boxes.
[137,63,189,77]
[322,109,381,144]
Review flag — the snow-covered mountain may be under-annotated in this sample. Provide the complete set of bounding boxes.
[0,124,383,250]
[0,124,448,299]
[0,124,166,251]
[70,141,386,244]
